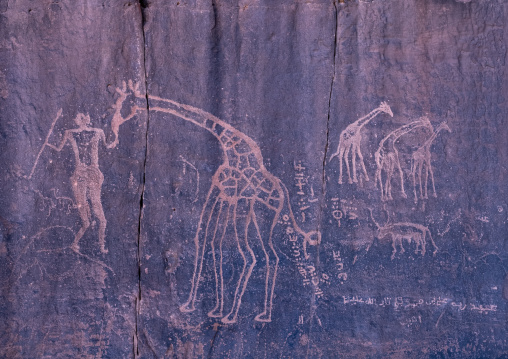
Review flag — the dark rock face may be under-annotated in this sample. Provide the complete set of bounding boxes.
[1,0,507,358]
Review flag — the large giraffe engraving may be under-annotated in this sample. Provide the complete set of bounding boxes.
[374,117,432,201]
[329,102,393,184]
[411,121,451,201]
[129,85,321,324]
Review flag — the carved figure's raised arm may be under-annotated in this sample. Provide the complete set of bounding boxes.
[46,130,70,152]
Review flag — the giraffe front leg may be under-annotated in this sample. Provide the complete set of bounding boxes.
[428,162,437,198]
[222,199,256,324]
[180,185,221,313]
[356,144,369,182]
[344,144,353,184]
[208,200,231,318]
[411,160,418,203]
[352,144,358,183]
[386,161,394,200]
[375,161,385,200]
[418,160,424,199]
[337,146,345,184]
[395,153,407,198]
[252,201,280,323]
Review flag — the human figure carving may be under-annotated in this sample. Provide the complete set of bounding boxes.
[374,117,432,200]
[368,209,437,260]
[411,121,451,202]
[129,85,321,324]
[41,83,138,253]
[329,102,393,184]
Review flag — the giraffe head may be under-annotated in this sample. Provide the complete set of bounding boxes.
[302,230,321,259]
[418,116,433,131]
[437,121,451,133]
[379,102,394,117]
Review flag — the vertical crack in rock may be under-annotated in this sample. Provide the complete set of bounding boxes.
[135,0,150,358]
[308,2,339,357]
[323,2,338,194]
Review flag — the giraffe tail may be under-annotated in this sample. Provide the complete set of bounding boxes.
[328,147,340,163]
[279,181,321,259]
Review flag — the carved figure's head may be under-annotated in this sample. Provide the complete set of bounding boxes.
[74,113,91,127]
[379,102,394,117]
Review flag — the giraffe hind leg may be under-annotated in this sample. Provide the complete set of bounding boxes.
[180,186,221,313]
[222,199,256,324]
[352,145,358,183]
[395,153,407,198]
[344,144,353,184]
[208,199,230,318]
[428,162,437,198]
[411,160,418,203]
[252,200,280,323]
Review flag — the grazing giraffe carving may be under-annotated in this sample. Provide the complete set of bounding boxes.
[411,121,451,201]
[130,84,320,324]
[374,117,432,201]
[329,102,393,184]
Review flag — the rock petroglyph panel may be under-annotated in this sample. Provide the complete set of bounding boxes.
[3,0,508,357]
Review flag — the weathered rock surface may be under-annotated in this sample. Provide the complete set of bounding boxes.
[1,0,507,358]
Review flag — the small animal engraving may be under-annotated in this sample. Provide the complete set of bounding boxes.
[368,209,437,260]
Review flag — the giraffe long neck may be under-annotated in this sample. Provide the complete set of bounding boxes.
[356,108,383,129]
[380,119,430,148]
[147,95,263,168]
[424,125,446,147]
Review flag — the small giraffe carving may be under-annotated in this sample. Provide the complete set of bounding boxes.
[128,84,321,324]
[411,121,451,202]
[329,102,393,184]
[374,117,432,201]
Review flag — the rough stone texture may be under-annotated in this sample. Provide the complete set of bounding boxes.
[1,0,508,358]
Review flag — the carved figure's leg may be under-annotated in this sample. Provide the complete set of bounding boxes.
[222,199,256,324]
[390,234,397,260]
[180,185,221,313]
[427,230,437,256]
[71,173,91,252]
[208,200,231,318]
[398,235,405,254]
[419,232,426,256]
[252,201,280,323]
[89,170,107,253]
